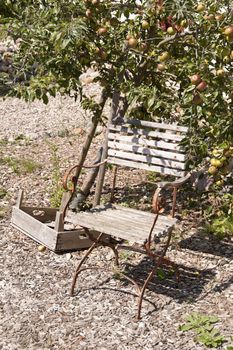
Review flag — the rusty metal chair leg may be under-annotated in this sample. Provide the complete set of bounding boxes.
[137,266,157,320]
[70,232,104,296]
[162,229,173,257]
[111,246,119,266]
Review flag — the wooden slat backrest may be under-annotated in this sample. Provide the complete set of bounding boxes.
[107,119,188,177]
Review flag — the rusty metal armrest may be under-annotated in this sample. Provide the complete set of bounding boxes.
[156,172,192,190]
[61,159,108,219]
[152,172,191,218]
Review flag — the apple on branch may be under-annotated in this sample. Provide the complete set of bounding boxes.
[190,74,202,85]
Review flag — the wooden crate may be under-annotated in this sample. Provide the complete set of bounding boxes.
[11,190,100,252]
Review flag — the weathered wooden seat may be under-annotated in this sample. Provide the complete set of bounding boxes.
[63,118,191,319]
[67,204,177,244]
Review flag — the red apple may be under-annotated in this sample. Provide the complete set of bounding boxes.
[224,26,233,36]
[215,14,224,21]
[196,81,208,91]
[193,93,203,105]
[97,27,108,35]
[139,42,147,51]
[157,63,166,71]
[190,74,202,85]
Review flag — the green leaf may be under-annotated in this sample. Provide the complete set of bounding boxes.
[42,93,49,104]
[179,324,195,332]
[61,38,71,49]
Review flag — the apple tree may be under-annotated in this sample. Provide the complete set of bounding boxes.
[1,0,233,232]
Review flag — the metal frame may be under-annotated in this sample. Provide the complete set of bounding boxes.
[61,129,191,319]
[68,185,183,320]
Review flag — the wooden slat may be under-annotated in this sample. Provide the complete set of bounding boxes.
[108,149,186,170]
[67,209,173,243]
[108,142,186,162]
[109,125,185,142]
[108,157,186,177]
[11,206,57,250]
[94,207,173,232]
[113,204,176,225]
[67,204,176,243]
[90,204,176,225]
[11,206,93,251]
[108,133,183,152]
[67,212,146,242]
[125,119,189,133]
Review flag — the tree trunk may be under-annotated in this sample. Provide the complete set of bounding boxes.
[93,90,129,206]
[69,147,103,210]
[59,89,108,213]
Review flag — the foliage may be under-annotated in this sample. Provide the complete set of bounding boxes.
[179,313,226,348]
[0,155,41,174]
[203,192,233,238]
[0,186,7,199]
[0,0,232,223]
[0,0,232,159]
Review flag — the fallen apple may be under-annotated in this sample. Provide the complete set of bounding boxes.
[210,158,222,167]
[97,27,108,35]
[192,93,203,105]
[38,245,46,252]
[85,9,92,18]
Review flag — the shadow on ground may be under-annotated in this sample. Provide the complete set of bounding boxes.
[121,258,215,303]
[179,231,233,260]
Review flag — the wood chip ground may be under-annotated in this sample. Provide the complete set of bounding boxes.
[0,92,232,350]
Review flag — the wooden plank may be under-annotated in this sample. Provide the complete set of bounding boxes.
[67,206,175,242]
[108,157,186,177]
[94,204,176,225]
[109,125,185,142]
[21,206,57,223]
[16,190,24,208]
[108,133,184,152]
[11,206,93,251]
[124,119,189,133]
[67,211,168,243]
[94,207,174,232]
[11,206,57,250]
[113,204,176,225]
[56,231,110,251]
[108,148,186,167]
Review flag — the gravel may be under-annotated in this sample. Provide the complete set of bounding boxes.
[0,92,233,350]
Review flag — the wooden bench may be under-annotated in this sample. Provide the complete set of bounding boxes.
[63,118,191,319]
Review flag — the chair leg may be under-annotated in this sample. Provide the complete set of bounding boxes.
[137,266,157,320]
[70,233,104,296]
[111,245,119,267]
[162,229,173,257]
